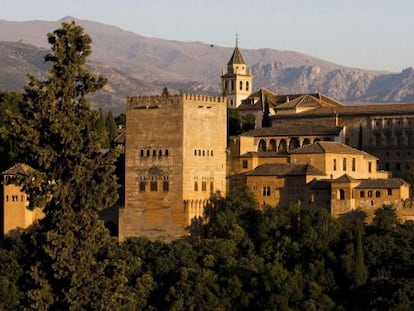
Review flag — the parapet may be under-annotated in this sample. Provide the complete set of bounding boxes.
[127,93,226,110]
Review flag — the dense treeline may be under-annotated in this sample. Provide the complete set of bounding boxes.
[2,189,414,310]
[1,22,414,310]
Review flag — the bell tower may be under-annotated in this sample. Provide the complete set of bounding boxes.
[221,35,253,108]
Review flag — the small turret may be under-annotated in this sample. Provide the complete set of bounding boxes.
[220,35,253,108]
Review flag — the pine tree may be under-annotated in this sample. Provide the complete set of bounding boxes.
[105,110,117,146]
[6,21,133,309]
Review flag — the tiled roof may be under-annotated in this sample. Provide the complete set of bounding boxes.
[2,163,32,175]
[114,129,125,144]
[276,94,323,110]
[242,121,342,137]
[283,103,414,118]
[332,174,357,182]
[238,91,342,112]
[228,47,246,65]
[355,178,409,189]
[238,88,278,111]
[290,141,376,158]
[245,163,325,177]
[309,179,332,189]
[238,151,284,158]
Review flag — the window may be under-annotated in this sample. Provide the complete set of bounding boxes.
[375,191,381,198]
[202,181,207,192]
[246,81,249,91]
[202,150,205,156]
[152,150,157,156]
[158,150,162,156]
[343,158,347,171]
[211,150,214,156]
[150,181,158,192]
[368,191,372,198]
[6,195,8,202]
[194,149,197,156]
[224,80,228,91]
[140,150,144,157]
[368,162,372,173]
[198,150,201,156]
[360,191,365,198]
[210,181,214,193]
[231,80,234,91]
[333,159,337,171]
[339,189,345,200]
[194,181,198,192]
[242,160,248,169]
[239,81,243,90]
[165,149,169,156]
[396,163,401,171]
[352,158,356,171]
[163,181,169,192]
[387,189,392,196]
[21,195,24,201]
[263,186,271,197]
[139,182,146,192]
[146,150,150,156]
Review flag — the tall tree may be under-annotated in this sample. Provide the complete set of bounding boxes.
[6,21,132,309]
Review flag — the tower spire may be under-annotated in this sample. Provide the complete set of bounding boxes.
[235,33,239,48]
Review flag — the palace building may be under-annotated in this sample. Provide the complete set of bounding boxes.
[119,94,227,241]
[3,44,414,239]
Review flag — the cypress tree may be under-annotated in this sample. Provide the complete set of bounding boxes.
[6,22,133,309]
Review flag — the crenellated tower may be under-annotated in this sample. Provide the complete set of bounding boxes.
[221,37,253,108]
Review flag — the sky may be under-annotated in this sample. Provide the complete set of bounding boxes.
[1,0,414,72]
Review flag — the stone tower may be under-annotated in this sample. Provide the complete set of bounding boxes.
[119,93,227,241]
[221,39,252,108]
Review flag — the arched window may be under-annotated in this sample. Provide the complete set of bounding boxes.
[140,150,144,157]
[158,150,162,156]
[278,139,287,153]
[302,138,310,146]
[313,138,320,143]
[239,81,243,90]
[246,81,249,91]
[258,139,267,152]
[288,137,300,151]
[231,80,234,91]
[146,150,150,156]
[375,191,381,198]
[333,159,337,171]
[352,158,356,171]
[165,149,169,156]
[343,158,347,171]
[368,191,372,197]
[224,80,228,91]
[360,191,365,198]
[269,139,277,152]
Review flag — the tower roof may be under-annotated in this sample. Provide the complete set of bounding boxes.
[227,46,246,65]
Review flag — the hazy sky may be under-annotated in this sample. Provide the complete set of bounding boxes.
[1,0,413,72]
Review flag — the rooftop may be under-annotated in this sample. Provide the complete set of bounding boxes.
[245,163,325,177]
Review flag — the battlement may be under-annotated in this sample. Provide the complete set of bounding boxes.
[127,93,226,110]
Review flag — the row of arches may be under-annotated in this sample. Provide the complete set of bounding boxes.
[257,137,333,153]
[183,199,208,225]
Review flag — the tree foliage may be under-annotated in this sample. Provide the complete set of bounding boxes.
[3,21,132,309]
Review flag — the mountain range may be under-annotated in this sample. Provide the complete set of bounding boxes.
[1,17,414,114]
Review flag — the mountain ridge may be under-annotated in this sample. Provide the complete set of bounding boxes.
[0,17,413,114]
